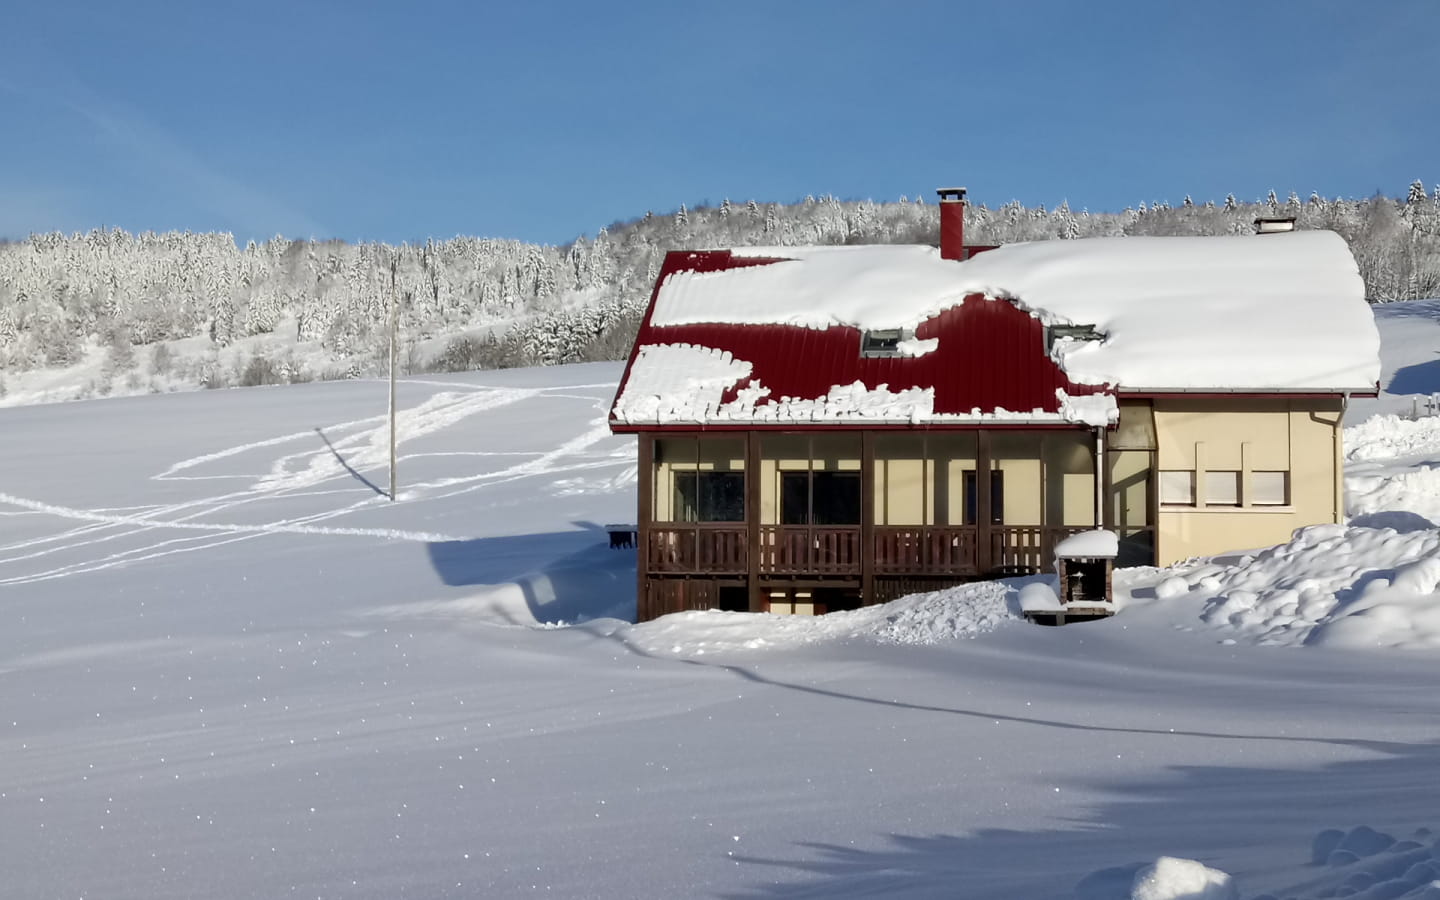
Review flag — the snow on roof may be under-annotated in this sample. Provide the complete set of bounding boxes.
[650,232,1379,393]
[1054,529,1120,559]
[611,343,1119,426]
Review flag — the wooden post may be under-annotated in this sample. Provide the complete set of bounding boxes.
[976,429,992,573]
[637,433,654,621]
[1100,429,1114,531]
[860,431,875,606]
[388,259,399,502]
[746,431,763,612]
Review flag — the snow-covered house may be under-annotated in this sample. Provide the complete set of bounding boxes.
[609,191,1381,621]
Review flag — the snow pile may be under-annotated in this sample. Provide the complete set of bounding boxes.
[1346,414,1440,525]
[1055,528,1121,560]
[1252,824,1440,900]
[1058,388,1120,427]
[1130,857,1236,900]
[651,233,1376,392]
[624,581,1019,656]
[1154,524,1440,648]
[611,343,754,422]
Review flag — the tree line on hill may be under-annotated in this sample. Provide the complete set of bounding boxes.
[0,182,1437,394]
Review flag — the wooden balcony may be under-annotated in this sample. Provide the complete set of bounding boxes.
[991,525,1091,573]
[758,526,861,575]
[646,525,747,574]
[644,522,1093,578]
[873,526,979,576]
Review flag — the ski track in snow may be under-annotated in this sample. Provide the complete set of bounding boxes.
[0,381,629,585]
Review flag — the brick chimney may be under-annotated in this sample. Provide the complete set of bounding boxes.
[937,187,967,260]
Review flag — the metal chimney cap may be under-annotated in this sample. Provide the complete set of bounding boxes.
[1253,216,1297,234]
[936,187,968,203]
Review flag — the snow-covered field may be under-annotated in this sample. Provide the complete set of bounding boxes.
[5,303,1440,898]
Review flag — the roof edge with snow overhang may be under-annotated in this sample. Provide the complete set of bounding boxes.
[609,232,1381,429]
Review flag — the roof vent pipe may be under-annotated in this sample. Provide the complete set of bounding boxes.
[937,187,967,260]
[1253,216,1297,235]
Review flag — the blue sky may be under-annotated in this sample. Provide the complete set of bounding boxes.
[1,0,1435,246]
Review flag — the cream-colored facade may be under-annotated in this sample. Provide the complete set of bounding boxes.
[649,395,1346,571]
[1151,397,1344,564]
[651,432,1097,533]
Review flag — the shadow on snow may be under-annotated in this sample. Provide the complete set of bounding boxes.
[425,521,636,624]
[709,735,1440,900]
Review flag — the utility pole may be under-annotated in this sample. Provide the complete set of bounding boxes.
[388,257,399,501]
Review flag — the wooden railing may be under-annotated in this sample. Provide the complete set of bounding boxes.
[873,526,979,575]
[991,525,1090,573]
[644,522,1093,577]
[758,526,861,575]
[646,525,747,574]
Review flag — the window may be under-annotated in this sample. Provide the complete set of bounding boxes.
[673,471,745,522]
[1251,471,1289,506]
[961,470,1005,525]
[781,471,861,525]
[860,329,904,357]
[1045,324,1103,355]
[1159,470,1196,506]
[1205,471,1240,507]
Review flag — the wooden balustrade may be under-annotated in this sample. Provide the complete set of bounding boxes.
[646,525,747,574]
[873,526,979,575]
[991,525,1090,573]
[645,522,1091,577]
[758,526,861,574]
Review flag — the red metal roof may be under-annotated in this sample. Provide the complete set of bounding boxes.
[610,249,1108,430]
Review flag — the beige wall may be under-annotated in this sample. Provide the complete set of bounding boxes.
[1152,398,1343,563]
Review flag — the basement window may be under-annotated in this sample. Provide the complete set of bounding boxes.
[860,328,905,357]
[1045,324,1103,355]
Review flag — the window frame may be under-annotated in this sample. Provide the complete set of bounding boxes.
[1204,470,1241,507]
[672,470,746,523]
[860,328,906,358]
[1250,470,1290,507]
[1158,470,1197,507]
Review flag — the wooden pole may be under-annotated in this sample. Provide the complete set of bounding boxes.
[389,259,398,502]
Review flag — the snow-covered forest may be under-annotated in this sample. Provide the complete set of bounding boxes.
[2,183,1438,400]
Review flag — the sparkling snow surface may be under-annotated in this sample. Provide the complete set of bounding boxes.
[651,232,1377,391]
[2,301,1440,899]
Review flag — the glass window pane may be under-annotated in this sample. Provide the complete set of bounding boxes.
[699,472,745,522]
[812,472,861,525]
[1159,470,1195,506]
[1205,470,1240,506]
[961,470,1005,525]
[673,471,699,522]
[781,473,809,525]
[1252,471,1288,506]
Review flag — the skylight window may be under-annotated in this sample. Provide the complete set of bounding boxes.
[1045,324,1103,355]
[861,328,905,357]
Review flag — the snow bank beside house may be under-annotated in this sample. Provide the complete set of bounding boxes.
[1147,524,1440,648]
[623,580,1020,656]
